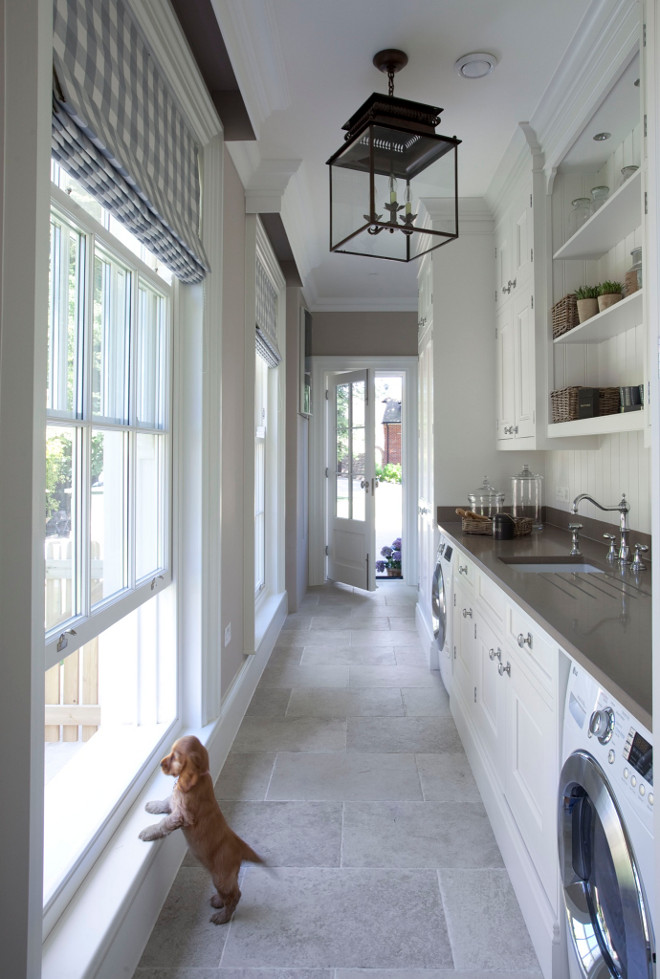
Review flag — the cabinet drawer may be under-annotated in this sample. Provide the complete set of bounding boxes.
[476,570,505,625]
[506,604,557,693]
[454,549,475,587]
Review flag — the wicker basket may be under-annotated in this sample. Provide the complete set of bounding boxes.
[551,386,621,423]
[461,516,532,536]
[552,295,579,339]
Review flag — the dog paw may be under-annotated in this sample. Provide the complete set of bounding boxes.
[139,827,158,841]
[210,909,233,925]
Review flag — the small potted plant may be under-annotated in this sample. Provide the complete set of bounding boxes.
[375,537,402,577]
[597,280,623,312]
[574,285,599,322]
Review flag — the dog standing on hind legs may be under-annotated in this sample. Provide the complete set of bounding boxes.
[139,735,265,924]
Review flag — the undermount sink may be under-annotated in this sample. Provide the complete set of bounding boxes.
[499,555,605,574]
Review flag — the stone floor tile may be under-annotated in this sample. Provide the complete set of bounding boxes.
[218,801,343,867]
[286,687,404,719]
[266,751,423,801]
[245,687,292,717]
[341,800,503,869]
[214,752,277,801]
[438,868,543,974]
[259,663,350,688]
[415,751,484,804]
[219,867,452,970]
[136,867,227,969]
[301,644,396,667]
[232,715,347,753]
[346,715,463,753]
[348,665,444,688]
[393,644,432,668]
[401,685,451,716]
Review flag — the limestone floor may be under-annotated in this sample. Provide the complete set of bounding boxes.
[134,580,543,979]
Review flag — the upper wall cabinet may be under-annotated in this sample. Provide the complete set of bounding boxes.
[548,52,645,438]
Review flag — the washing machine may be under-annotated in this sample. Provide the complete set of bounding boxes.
[558,659,654,978]
[431,532,455,692]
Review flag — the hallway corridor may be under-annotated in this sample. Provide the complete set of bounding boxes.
[134,581,543,978]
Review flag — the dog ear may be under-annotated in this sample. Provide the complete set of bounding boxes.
[177,760,199,793]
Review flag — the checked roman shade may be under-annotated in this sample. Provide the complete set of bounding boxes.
[52,0,209,283]
[255,256,282,368]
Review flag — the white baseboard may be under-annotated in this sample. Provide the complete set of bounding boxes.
[42,591,287,979]
[415,600,438,670]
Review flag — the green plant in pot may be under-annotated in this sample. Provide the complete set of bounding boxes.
[574,285,599,322]
[597,280,623,312]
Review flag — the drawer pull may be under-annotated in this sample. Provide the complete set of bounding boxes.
[489,647,502,662]
[462,607,473,619]
[498,661,512,677]
[517,632,533,649]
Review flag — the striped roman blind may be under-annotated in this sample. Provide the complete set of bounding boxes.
[52,0,209,283]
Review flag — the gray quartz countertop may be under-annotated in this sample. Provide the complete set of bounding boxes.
[438,520,652,731]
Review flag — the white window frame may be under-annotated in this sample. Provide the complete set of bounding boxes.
[243,217,286,652]
[43,181,177,931]
[45,183,173,672]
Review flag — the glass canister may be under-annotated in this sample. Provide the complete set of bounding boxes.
[590,185,609,214]
[511,464,543,529]
[468,476,504,517]
[568,197,591,237]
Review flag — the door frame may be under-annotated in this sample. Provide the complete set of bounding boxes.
[309,356,418,588]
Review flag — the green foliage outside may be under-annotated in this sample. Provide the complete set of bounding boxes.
[376,462,402,484]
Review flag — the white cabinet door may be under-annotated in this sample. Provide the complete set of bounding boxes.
[513,289,535,438]
[512,181,533,286]
[496,301,516,439]
[417,329,434,624]
[503,651,558,909]
[452,576,476,714]
[474,613,505,776]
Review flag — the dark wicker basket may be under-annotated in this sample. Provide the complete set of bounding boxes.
[461,516,532,536]
[551,386,621,423]
[552,295,579,339]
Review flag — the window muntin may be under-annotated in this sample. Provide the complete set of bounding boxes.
[47,213,83,417]
[254,351,268,596]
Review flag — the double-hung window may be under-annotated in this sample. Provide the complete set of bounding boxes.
[43,166,176,925]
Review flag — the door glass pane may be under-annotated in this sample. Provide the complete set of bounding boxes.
[93,250,131,423]
[135,433,163,580]
[351,380,366,521]
[45,425,78,629]
[336,382,349,518]
[48,216,83,416]
[136,283,167,428]
[91,429,126,604]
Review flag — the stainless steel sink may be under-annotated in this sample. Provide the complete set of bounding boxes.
[499,555,605,574]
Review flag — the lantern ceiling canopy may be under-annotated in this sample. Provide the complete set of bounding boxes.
[327,49,461,263]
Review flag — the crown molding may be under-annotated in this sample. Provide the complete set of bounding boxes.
[210,0,290,139]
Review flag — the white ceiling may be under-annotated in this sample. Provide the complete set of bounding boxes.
[212,0,610,311]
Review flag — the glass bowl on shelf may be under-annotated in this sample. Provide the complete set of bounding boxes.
[619,165,639,187]
[568,197,591,237]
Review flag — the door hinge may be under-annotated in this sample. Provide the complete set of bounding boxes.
[531,295,534,309]
[529,193,532,208]
[644,115,648,138]
[645,191,648,215]
[530,247,534,263]
[325,545,329,556]
[325,389,329,400]
[643,21,647,46]
[474,686,477,703]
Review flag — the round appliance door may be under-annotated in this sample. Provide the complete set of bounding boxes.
[558,750,654,978]
[431,550,446,650]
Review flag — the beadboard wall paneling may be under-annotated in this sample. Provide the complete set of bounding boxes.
[544,430,650,533]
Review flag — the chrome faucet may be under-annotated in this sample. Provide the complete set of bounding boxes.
[571,493,631,564]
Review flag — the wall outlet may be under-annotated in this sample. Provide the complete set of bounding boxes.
[224,623,231,647]
[556,486,570,503]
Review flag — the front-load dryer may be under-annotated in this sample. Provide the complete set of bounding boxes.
[431,533,455,693]
[558,659,654,978]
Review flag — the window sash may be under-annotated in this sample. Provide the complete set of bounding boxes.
[46,190,171,661]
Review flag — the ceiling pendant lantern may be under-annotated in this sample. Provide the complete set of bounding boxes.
[326,49,461,262]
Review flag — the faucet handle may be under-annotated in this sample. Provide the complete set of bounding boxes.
[603,533,617,561]
[568,523,583,556]
[631,543,648,572]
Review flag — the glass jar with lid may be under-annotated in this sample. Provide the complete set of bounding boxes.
[511,464,543,529]
[467,476,504,517]
[568,197,591,237]
[590,185,609,214]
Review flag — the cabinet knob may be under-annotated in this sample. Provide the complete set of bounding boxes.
[517,631,533,649]
[489,646,502,662]
[498,661,512,677]
[458,564,468,575]
[462,607,473,619]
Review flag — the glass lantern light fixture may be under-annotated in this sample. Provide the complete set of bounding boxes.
[326,49,461,263]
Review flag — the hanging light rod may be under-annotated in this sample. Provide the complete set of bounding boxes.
[326,49,461,263]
